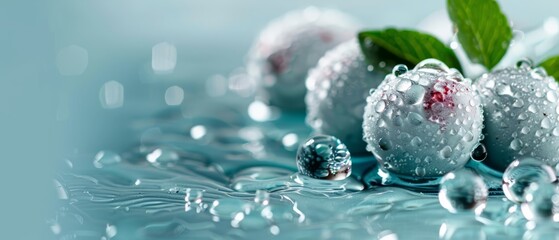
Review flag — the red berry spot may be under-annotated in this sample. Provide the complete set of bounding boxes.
[267,50,290,74]
[319,31,333,43]
[423,80,457,125]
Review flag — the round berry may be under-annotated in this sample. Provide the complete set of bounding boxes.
[476,61,559,171]
[247,8,359,110]
[305,39,384,154]
[363,59,484,180]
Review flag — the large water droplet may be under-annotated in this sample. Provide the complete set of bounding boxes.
[502,158,557,203]
[470,143,487,162]
[521,182,559,221]
[438,169,488,214]
[415,59,450,73]
[296,135,351,180]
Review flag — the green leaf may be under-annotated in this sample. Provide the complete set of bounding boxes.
[539,56,559,80]
[358,29,462,73]
[447,0,512,70]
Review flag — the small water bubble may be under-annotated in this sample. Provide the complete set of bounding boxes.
[254,190,270,205]
[99,81,124,109]
[528,104,537,113]
[484,79,496,89]
[521,182,559,221]
[438,169,488,214]
[502,158,557,203]
[407,112,423,126]
[531,67,548,80]
[521,126,530,134]
[378,138,392,151]
[415,167,426,177]
[281,133,299,149]
[517,113,528,120]
[105,224,117,239]
[146,147,179,165]
[509,139,523,151]
[404,85,426,105]
[296,135,351,180]
[396,79,412,92]
[93,151,122,168]
[439,146,452,159]
[546,91,557,103]
[541,117,552,129]
[164,86,184,106]
[375,100,387,113]
[496,84,513,96]
[516,58,533,70]
[512,99,524,108]
[392,64,408,77]
[462,132,474,142]
[190,125,207,140]
[410,136,422,147]
[270,225,280,235]
[470,143,487,162]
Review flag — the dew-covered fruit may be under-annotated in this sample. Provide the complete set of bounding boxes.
[296,135,352,180]
[247,7,358,111]
[476,61,559,171]
[363,59,484,180]
[502,158,557,203]
[438,169,488,214]
[305,39,384,154]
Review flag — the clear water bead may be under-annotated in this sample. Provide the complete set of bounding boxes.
[392,64,408,77]
[296,135,352,180]
[93,151,122,168]
[438,169,488,214]
[521,182,559,221]
[515,58,533,70]
[470,143,487,162]
[502,158,557,203]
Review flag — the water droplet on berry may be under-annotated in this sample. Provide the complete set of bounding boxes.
[516,58,533,70]
[439,146,452,159]
[392,64,408,77]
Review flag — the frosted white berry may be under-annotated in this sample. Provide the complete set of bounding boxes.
[475,60,559,171]
[247,7,359,110]
[305,39,384,153]
[363,59,484,180]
